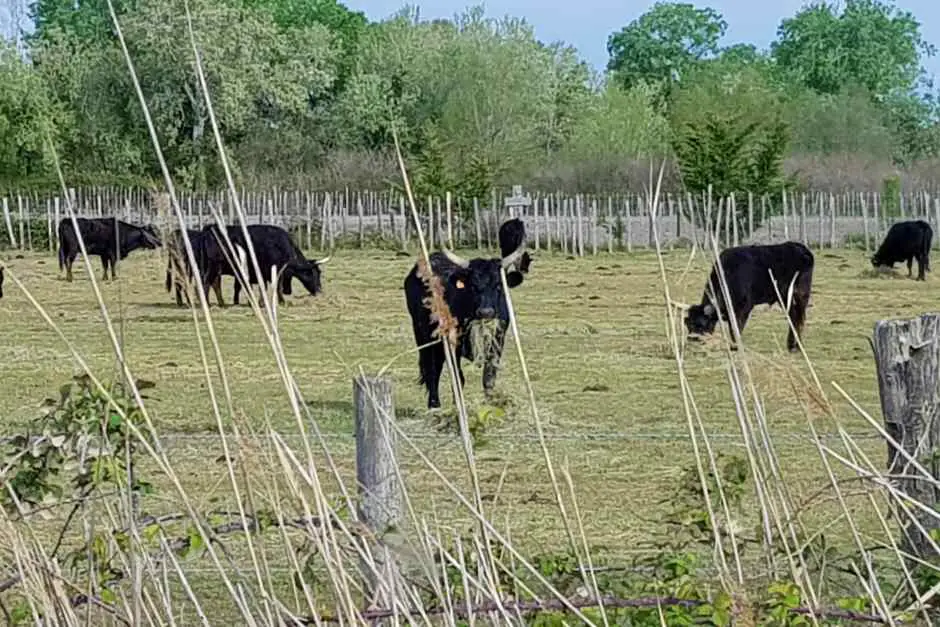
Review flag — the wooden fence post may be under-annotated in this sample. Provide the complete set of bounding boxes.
[872,313,940,558]
[354,374,404,609]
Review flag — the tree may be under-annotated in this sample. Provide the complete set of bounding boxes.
[0,41,61,186]
[606,2,726,91]
[334,5,587,194]
[670,61,790,233]
[33,0,341,188]
[771,0,934,98]
[556,81,670,191]
[237,0,367,95]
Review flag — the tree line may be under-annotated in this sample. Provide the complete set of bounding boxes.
[2,0,939,204]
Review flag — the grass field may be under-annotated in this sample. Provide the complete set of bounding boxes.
[0,242,928,619]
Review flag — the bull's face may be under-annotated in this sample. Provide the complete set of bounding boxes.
[444,259,527,323]
[124,226,162,255]
[292,262,323,296]
[141,225,162,248]
[438,243,527,323]
[684,303,718,336]
[285,255,330,297]
[445,259,501,321]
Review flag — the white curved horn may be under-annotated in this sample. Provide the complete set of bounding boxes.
[442,248,470,269]
[501,247,525,270]
[670,299,691,310]
[315,255,331,265]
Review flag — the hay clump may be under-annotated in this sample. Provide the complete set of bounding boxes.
[858,266,901,279]
[468,317,503,367]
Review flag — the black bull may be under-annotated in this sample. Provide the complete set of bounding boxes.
[681,241,815,352]
[58,217,162,282]
[165,224,330,306]
[404,218,532,409]
[871,219,933,280]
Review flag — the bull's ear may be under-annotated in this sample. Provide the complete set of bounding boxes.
[506,270,524,288]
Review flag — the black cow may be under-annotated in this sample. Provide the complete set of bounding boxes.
[683,241,814,352]
[404,218,532,409]
[871,220,933,280]
[201,223,330,306]
[164,228,224,307]
[58,217,162,282]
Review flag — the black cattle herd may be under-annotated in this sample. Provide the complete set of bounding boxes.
[0,215,933,408]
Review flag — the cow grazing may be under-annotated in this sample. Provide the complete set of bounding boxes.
[871,220,933,280]
[404,219,532,409]
[58,217,162,282]
[201,224,330,306]
[682,241,814,352]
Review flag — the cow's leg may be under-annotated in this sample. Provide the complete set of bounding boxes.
[211,276,224,307]
[65,253,76,282]
[452,339,467,389]
[727,304,752,351]
[104,254,117,281]
[482,323,507,396]
[787,295,809,352]
[907,257,914,277]
[917,254,927,281]
[203,268,224,307]
[101,256,110,281]
[423,342,446,409]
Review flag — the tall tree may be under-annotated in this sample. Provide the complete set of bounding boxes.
[771,0,934,98]
[606,2,726,91]
[237,0,367,94]
[0,41,61,186]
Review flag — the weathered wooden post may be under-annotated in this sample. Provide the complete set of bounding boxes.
[353,374,404,610]
[872,313,940,557]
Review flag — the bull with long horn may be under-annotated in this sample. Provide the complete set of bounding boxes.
[404,217,533,409]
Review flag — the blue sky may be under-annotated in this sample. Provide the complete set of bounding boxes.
[345,0,940,83]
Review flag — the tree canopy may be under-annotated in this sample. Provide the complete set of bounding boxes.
[0,0,937,194]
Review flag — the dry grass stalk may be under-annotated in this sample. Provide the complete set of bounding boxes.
[415,257,458,349]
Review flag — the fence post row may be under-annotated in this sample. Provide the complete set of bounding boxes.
[3,187,940,254]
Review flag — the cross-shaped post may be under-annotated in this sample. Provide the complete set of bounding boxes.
[503,184,532,219]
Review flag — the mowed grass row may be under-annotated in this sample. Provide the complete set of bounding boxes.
[0,245,922,561]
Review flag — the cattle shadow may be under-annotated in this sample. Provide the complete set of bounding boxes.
[140,302,254,312]
[128,314,198,324]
